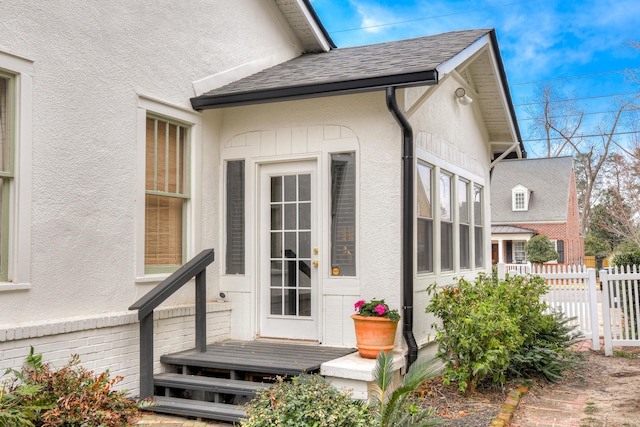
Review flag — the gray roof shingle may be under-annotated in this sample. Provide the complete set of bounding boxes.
[191,29,492,110]
[491,157,574,223]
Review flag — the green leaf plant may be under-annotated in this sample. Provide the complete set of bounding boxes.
[371,350,439,427]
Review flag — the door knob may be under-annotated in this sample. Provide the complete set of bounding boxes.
[312,260,318,268]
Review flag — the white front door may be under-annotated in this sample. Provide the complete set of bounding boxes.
[259,161,319,340]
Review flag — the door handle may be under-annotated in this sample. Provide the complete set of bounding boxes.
[312,260,318,268]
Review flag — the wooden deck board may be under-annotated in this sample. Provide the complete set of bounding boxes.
[160,340,356,375]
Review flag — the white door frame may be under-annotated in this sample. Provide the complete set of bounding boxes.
[258,160,320,341]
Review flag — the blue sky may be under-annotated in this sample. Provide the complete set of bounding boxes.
[310,0,640,157]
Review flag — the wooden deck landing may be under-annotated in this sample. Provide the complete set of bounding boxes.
[160,340,357,376]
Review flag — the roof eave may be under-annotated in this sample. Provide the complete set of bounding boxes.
[190,70,438,111]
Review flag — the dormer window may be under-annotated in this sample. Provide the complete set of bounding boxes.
[511,184,531,211]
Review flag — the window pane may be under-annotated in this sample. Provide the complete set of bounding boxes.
[475,226,484,267]
[417,164,432,219]
[474,186,483,225]
[441,222,453,270]
[331,153,356,276]
[460,224,470,269]
[440,173,453,270]
[145,117,187,195]
[440,174,451,221]
[458,179,469,224]
[417,218,433,273]
[474,186,484,268]
[145,194,183,267]
[0,76,10,172]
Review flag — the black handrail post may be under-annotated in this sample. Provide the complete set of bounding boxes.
[195,269,207,353]
[139,313,154,398]
[129,249,215,399]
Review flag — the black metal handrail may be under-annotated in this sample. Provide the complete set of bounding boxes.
[129,248,215,398]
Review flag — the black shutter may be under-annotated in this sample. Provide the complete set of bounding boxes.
[557,240,564,263]
[226,161,245,274]
[506,241,513,263]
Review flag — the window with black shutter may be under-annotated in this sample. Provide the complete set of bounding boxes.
[557,240,564,263]
[226,160,245,274]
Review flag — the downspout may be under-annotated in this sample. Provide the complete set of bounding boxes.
[385,86,418,367]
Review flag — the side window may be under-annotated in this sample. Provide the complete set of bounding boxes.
[473,185,484,268]
[226,160,245,274]
[417,163,433,273]
[458,179,470,269]
[330,153,356,276]
[144,115,189,273]
[513,241,526,263]
[0,72,14,281]
[440,172,453,271]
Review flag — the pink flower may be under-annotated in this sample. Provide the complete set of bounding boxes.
[354,300,365,311]
[374,304,386,316]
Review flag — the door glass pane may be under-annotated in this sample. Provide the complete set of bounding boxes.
[270,232,282,258]
[284,204,296,230]
[271,177,282,202]
[284,175,296,202]
[271,205,282,230]
[270,261,282,286]
[284,289,297,315]
[285,260,296,287]
[284,232,296,258]
[299,174,310,201]
[270,288,282,315]
[299,261,311,287]
[299,231,311,258]
[299,289,311,316]
[299,203,310,230]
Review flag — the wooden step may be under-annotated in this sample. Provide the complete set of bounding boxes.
[154,372,267,396]
[150,396,245,422]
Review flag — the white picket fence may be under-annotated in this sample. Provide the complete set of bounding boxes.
[600,266,640,355]
[498,263,640,355]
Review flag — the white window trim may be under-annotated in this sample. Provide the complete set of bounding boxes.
[511,184,530,211]
[0,51,33,291]
[415,148,486,276]
[135,95,202,282]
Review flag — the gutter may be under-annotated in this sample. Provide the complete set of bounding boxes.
[385,86,418,367]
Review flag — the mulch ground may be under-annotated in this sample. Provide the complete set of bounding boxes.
[415,376,511,427]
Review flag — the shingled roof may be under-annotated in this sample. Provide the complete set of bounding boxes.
[491,157,575,224]
[191,29,493,110]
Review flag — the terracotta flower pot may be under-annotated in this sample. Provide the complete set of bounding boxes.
[351,314,399,359]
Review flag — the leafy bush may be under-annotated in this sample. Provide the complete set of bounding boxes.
[0,347,143,427]
[612,248,640,268]
[509,310,582,382]
[241,374,375,427]
[426,273,579,393]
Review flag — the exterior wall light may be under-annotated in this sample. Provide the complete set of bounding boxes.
[455,87,473,105]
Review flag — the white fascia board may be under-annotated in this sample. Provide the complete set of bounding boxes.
[292,0,332,52]
[436,34,490,76]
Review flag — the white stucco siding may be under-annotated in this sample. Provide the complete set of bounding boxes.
[405,79,493,347]
[211,92,403,346]
[0,1,301,324]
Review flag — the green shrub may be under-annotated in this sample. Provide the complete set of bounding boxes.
[426,273,578,393]
[509,310,582,382]
[0,347,143,427]
[241,374,375,427]
[612,249,640,268]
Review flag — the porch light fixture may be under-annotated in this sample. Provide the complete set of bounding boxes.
[455,87,473,105]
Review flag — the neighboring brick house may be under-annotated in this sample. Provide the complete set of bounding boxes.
[490,157,584,265]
